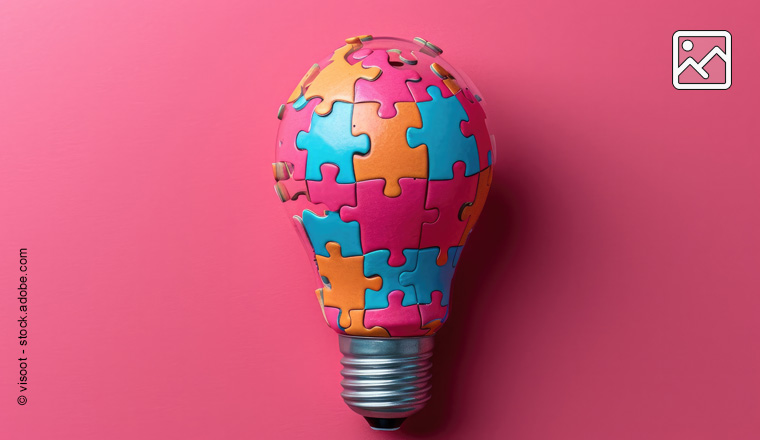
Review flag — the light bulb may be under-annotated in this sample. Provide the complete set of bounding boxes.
[273,35,494,430]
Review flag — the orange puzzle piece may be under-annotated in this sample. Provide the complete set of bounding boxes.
[303,41,381,115]
[345,309,390,337]
[315,242,383,328]
[352,102,427,197]
[459,166,493,245]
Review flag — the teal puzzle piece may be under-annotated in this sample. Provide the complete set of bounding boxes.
[296,101,370,183]
[399,246,459,306]
[406,86,479,180]
[302,210,362,257]
[363,249,419,309]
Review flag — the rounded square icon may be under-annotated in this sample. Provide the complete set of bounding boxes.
[673,30,731,90]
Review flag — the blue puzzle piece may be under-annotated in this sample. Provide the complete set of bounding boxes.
[293,95,308,110]
[302,210,362,257]
[406,86,480,180]
[296,102,370,183]
[363,249,419,309]
[399,247,458,306]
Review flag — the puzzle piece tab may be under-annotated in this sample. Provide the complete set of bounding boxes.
[353,50,421,119]
[399,246,458,306]
[419,291,448,335]
[345,309,390,337]
[420,161,477,265]
[352,101,426,197]
[315,242,382,329]
[407,86,480,180]
[303,42,381,115]
[363,249,419,309]
[340,178,436,266]
[302,210,362,257]
[306,163,356,211]
[363,291,427,337]
[296,101,370,183]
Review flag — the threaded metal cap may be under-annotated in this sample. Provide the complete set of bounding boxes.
[338,335,435,430]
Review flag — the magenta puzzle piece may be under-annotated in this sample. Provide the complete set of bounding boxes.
[354,50,421,118]
[364,291,428,337]
[275,97,322,180]
[306,163,357,211]
[323,306,345,334]
[340,178,436,266]
[420,161,478,264]
[419,291,448,327]
[458,88,492,171]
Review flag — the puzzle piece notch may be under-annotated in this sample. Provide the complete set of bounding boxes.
[407,85,480,180]
[302,210,362,258]
[315,242,382,329]
[399,247,458,307]
[352,101,426,197]
[323,305,345,334]
[306,163,356,211]
[364,291,427,337]
[420,161,477,265]
[353,50,421,119]
[363,248,419,309]
[275,97,322,181]
[341,178,437,266]
[296,101,370,183]
[458,88,492,172]
[387,48,417,65]
[303,40,381,115]
[345,309,390,337]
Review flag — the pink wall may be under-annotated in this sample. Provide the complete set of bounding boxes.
[1,0,758,438]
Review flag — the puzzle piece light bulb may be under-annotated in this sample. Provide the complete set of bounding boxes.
[273,35,494,430]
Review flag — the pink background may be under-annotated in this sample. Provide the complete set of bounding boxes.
[1,0,758,438]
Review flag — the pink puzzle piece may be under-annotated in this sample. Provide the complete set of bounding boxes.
[275,97,322,180]
[306,163,357,211]
[354,50,421,118]
[349,48,373,63]
[458,88,492,171]
[340,178,436,266]
[421,161,478,265]
[364,291,427,337]
[419,290,448,326]
[323,306,345,334]
[403,60,453,103]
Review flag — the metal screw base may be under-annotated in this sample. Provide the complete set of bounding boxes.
[338,335,434,429]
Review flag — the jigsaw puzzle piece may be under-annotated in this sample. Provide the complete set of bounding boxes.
[353,50,421,119]
[419,290,448,335]
[420,161,478,265]
[399,247,457,306]
[352,101,426,197]
[306,163,356,211]
[407,86,480,179]
[296,102,370,183]
[315,242,382,329]
[323,305,345,333]
[302,210,362,257]
[404,62,454,103]
[340,178,436,266]
[364,291,428,337]
[459,166,493,245]
[363,249,419,309]
[457,88,492,172]
[275,97,322,180]
[345,309,390,337]
[412,37,444,57]
[303,38,381,115]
